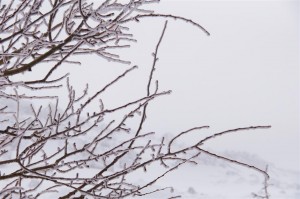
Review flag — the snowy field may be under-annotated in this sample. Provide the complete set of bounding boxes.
[137,149,300,199]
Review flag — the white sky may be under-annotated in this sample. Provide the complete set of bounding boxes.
[143,0,299,171]
[15,0,299,171]
[70,0,299,170]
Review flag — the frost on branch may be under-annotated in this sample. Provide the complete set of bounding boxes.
[0,0,270,198]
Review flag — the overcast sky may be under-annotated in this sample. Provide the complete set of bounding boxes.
[145,0,299,171]
[21,0,299,171]
[146,0,299,171]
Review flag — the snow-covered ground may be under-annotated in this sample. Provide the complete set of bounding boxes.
[1,98,298,198]
[132,150,300,199]
[1,98,299,198]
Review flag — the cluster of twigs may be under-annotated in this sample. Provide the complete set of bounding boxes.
[0,0,209,80]
[0,0,270,198]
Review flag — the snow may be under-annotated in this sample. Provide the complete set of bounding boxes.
[129,149,300,198]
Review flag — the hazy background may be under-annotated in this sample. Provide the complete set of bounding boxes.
[141,0,300,172]
[25,0,299,171]
[149,0,299,172]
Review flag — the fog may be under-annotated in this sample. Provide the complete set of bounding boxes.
[15,0,299,171]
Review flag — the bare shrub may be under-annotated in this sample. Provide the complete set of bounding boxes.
[0,0,270,198]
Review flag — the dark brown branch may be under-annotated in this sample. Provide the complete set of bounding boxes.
[197,125,271,145]
[121,13,210,36]
[197,147,269,179]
